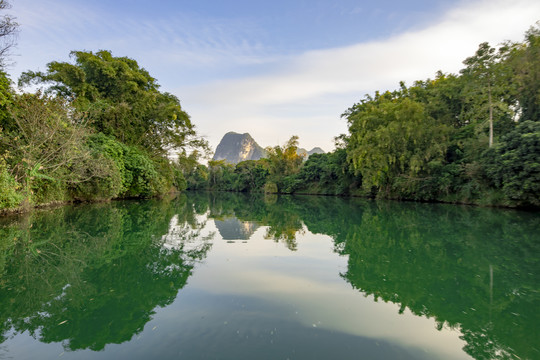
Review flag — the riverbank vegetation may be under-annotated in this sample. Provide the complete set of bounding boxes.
[184,25,540,208]
[0,3,538,211]
[0,52,205,212]
[0,1,207,213]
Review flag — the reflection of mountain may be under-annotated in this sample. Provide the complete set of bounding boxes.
[214,217,259,240]
[0,197,212,351]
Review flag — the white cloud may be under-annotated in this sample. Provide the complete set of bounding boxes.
[11,0,275,81]
[10,0,540,153]
[179,0,540,152]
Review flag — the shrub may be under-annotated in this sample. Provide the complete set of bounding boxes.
[0,158,22,210]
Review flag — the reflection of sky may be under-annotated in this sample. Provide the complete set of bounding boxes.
[154,215,472,359]
[1,212,472,359]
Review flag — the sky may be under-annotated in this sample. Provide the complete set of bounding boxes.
[5,0,540,153]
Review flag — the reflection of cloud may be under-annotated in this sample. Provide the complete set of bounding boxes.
[180,0,540,151]
[162,214,214,259]
[191,230,470,359]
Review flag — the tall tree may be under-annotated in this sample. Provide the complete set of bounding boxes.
[265,136,304,178]
[346,96,450,195]
[460,42,513,147]
[506,24,540,123]
[18,50,203,155]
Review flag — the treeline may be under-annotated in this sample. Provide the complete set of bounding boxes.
[0,49,206,212]
[186,25,540,208]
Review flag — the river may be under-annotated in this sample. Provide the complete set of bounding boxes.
[0,192,538,359]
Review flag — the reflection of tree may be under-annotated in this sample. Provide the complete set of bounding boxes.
[189,192,539,360]
[193,192,304,250]
[261,197,304,251]
[0,195,212,350]
[6,191,535,358]
[304,200,539,360]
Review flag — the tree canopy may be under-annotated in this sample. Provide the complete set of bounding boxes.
[19,50,202,155]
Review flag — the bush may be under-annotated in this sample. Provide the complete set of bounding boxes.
[74,133,176,200]
[264,182,278,194]
[71,134,125,200]
[0,158,22,210]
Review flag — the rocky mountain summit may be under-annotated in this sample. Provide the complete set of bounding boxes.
[297,147,325,158]
[213,132,325,164]
[212,132,266,164]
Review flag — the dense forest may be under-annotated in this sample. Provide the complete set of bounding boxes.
[184,25,540,208]
[0,0,539,211]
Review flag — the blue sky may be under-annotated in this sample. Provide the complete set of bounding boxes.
[6,0,540,153]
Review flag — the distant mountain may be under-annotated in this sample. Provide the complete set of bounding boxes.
[307,147,325,156]
[297,147,325,158]
[213,132,266,164]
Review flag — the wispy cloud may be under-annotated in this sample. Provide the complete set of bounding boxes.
[10,0,540,152]
[178,0,540,151]
[12,0,276,81]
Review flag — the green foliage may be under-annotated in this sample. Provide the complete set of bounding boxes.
[233,160,269,192]
[337,24,540,206]
[207,160,235,191]
[18,50,204,155]
[292,149,359,195]
[460,42,516,147]
[0,156,21,209]
[346,96,450,196]
[484,121,540,206]
[505,24,540,122]
[265,136,304,180]
[0,69,13,131]
[1,92,92,205]
[185,164,209,190]
[74,133,176,200]
[264,182,278,194]
[172,166,187,192]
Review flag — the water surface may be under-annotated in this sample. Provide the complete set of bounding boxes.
[0,193,538,359]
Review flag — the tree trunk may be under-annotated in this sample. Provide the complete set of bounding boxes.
[488,83,494,147]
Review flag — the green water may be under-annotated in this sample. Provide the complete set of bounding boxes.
[0,192,538,359]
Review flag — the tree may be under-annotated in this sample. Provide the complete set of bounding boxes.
[346,96,450,195]
[2,92,93,205]
[265,136,304,178]
[484,120,540,206]
[207,159,235,190]
[505,23,540,123]
[234,160,269,192]
[0,0,17,66]
[18,50,204,155]
[461,42,514,147]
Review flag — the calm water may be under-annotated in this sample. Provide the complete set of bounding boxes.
[0,192,538,360]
